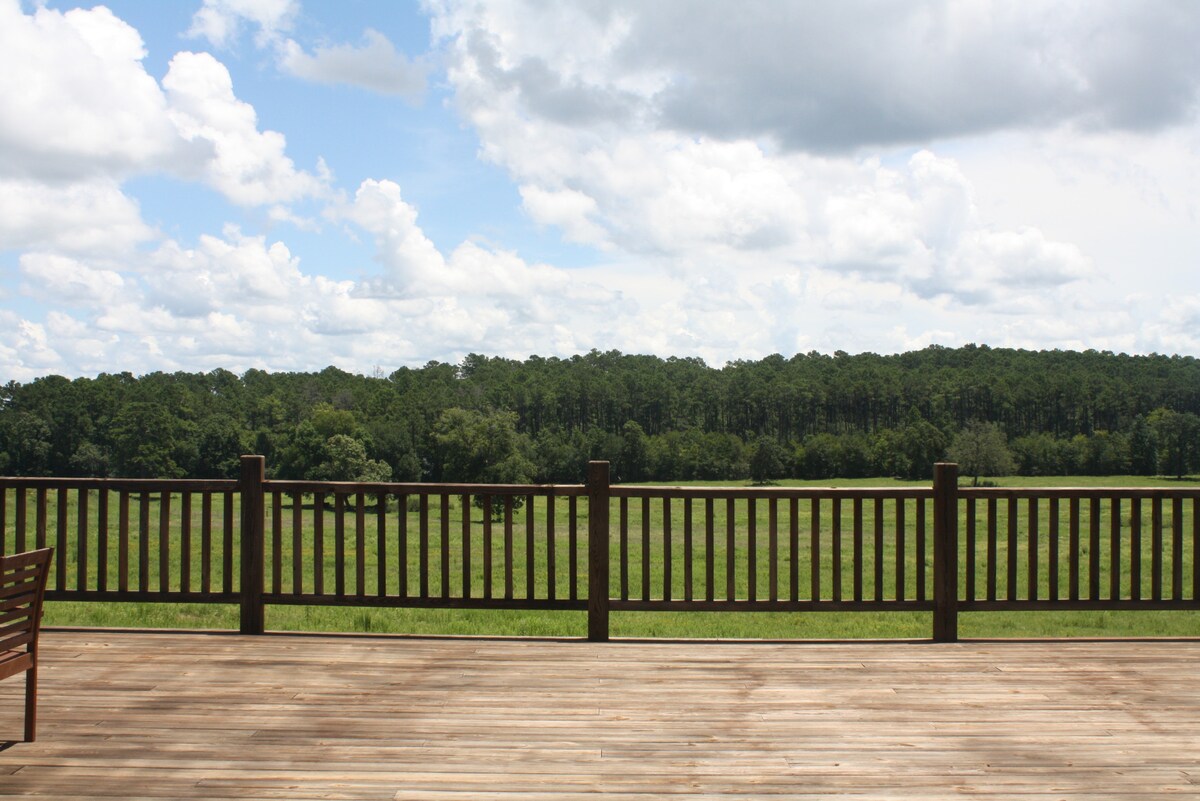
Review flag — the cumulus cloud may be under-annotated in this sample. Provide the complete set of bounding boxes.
[188,0,297,48]
[0,178,153,254]
[280,29,427,100]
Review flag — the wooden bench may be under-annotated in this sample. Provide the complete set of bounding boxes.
[0,548,53,742]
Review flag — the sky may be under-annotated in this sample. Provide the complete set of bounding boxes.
[1,0,1198,381]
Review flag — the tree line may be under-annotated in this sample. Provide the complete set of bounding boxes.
[2,345,1198,484]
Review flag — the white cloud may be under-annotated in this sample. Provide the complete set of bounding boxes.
[19,253,125,307]
[163,51,329,206]
[280,29,427,99]
[188,0,297,48]
[0,178,153,254]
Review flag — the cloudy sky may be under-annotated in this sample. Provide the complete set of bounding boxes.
[2,0,1198,380]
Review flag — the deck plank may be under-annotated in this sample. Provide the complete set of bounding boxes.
[0,631,1198,798]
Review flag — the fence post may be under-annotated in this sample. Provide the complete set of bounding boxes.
[932,462,959,642]
[239,455,266,635]
[587,461,611,642]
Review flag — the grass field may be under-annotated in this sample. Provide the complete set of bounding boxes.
[10,474,1198,640]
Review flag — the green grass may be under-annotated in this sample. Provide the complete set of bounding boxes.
[9,475,1198,640]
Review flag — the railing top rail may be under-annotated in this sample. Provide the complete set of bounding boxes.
[262,479,588,496]
[612,485,934,500]
[0,476,238,492]
[960,486,1200,499]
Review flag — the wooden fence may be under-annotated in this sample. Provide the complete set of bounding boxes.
[1,457,1196,641]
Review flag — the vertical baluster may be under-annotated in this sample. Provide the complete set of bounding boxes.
[851,497,862,603]
[1005,497,1017,601]
[0,487,6,556]
[1068,497,1080,601]
[915,497,926,602]
[641,497,651,602]
[568,495,578,601]
[524,493,534,599]
[313,492,325,595]
[769,498,779,603]
[1109,497,1122,600]
[789,498,799,603]
[896,498,906,602]
[1130,497,1142,600]
[335,493,346,596]
[419,493,430,599]
[1151,495,1163,601]
[985,498,997,602]
[684,498,694,602]
[965,497,976,603]
[138,491,150,593]
[810,498,820,602]
[201,493,212,593]
[357,492,367,596]
[464,493,473,600]
[619,496,629,601]
[705,498,715,603]
[663,497,673,602]
[36,487,48,551]
[1172,496,1183,601]
[1088,497,1101,601]
[56,488,68,590]
[482,496,491,600]
[726,498,736,600]
[271,491,282,595]
[118,491,130,592]
[832,498,842,602]
[1047,496,1059,601]
[503,496,514,600]
[222,490,233,595]
[439,493,451,599]
[394,493,404,597]
[545,494,554,602]
[747,498,756,602]
[873,498,884,602]
[78,488,90,591]
[1027,497,1038,602]
[378,493,388,597]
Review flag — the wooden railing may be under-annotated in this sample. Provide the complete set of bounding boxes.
[1,458,1196,641]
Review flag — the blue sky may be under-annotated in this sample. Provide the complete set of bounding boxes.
[2,0,1199,380]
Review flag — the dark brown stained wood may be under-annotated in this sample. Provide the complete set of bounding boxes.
[1109,497,1121,599]
[270,491,282,595]
[76,489,89,591]
[222,490,234,595]
[896,497,906,602]
[852,497,863,603]
[6,631,1200,801]
[524,494,534,600]
[0,489,6,556]
[746,498,756,602]
[1068,497,1080,601]
[96,489,108,592]
[200,492,212,593]
[873,498,884,602]
[15,489,26,554]
[1131,497,1142,600]
[35,487,47,550]
[986,497,997,602]
[462,493,472,600]
[481,496,492,600]
[312,492,325,595]
[55,488,67,590]
[725,498,735,601]
[662,497,673,601]
[292,492,303,595]
[832,497,843,602]
[705,497,715,603]
[810,497,820,602]
[1194,498,1199,600]
[394,493,404,598]
[964,497,976,602]
[1006,497,1017,601]
[1089,496,1101,601]
[378,494,388,597]
[1171,497,1183,601]
[567,495,578,601]
[418,493,429,599]
[334,493,346,597]
[1047,497,1059,601]
[1151,496,1163,601]
[138,491,150,593]
[439,493,450,599]
[545,495,554,601]
[1028,497,1038,602]
[118,491,129,593]
[618,496,629,601]
[788,498,799,603]
[683,498,693,602]
[179,492,191,593]
[356,492,367,597]
[503,496,514,600]
[916,497,926,602]
[768,498,779,603]
[641,497,651,601]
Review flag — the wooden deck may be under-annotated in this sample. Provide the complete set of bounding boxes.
[1,632,1198,799]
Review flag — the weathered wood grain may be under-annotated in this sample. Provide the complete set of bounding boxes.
[1,631,1197,799]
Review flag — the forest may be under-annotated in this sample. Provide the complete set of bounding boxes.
[1,345,1199,484]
